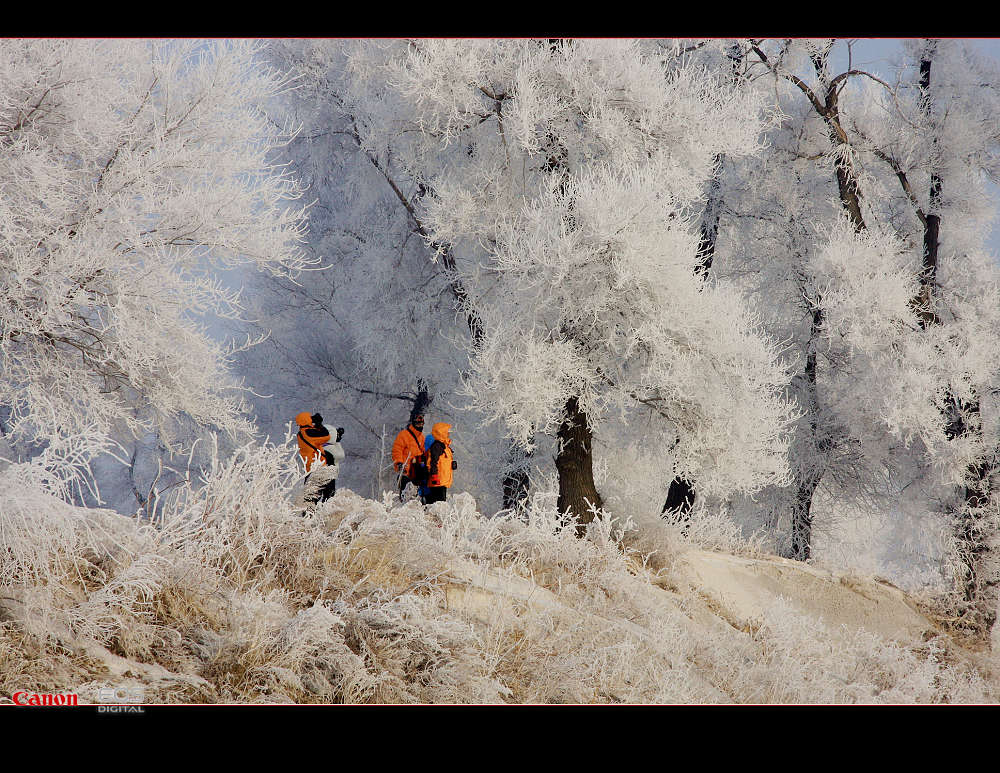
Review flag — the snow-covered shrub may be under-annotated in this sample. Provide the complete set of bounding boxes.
[3,445,998,703]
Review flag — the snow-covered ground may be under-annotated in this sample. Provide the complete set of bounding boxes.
[2,467,998,704]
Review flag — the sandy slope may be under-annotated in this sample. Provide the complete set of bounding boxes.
[671,550,936,644]
[441,544,939,651]
[437,534,937,648]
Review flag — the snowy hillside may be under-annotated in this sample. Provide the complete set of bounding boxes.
[3,471,997,704]
[6,39,1000,707]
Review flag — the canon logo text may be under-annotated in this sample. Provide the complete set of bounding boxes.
[12,691,79,706]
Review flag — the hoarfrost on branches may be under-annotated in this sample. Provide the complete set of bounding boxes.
[0,40,311,481]
[342,39,798,500]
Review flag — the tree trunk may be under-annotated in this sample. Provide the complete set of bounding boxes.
[830,140,866,232]
[663,44,739,514]
[944,391,999,632]
[661,476,696,534]
[954,451,999,632]
[788,305,824,561]
[411,380,432,417]
[662,476,695,514]
[914,47,943,329]
[693,153,725,278]
[556,396,603,537]
[502,444,532,511]
[790,475,821,561]
[914,42,997,634]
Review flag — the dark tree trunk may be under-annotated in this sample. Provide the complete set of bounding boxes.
[782,308,829,562]
[661,476,696,534]
[789,479,818,561]
[954,450,998,631]
[830,140,866,232]
[789,305,824,561]
[502,444,532,511]
[915,206,941,328]
[556,396,604,537]
[920,200,941,307]
[819,86,866,231]
[945,392,1000,632]
[693,154,724,278]
[914,48,943,329]
[662,476,695,515]
[411,380,432,417]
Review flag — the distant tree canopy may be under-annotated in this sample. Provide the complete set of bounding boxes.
[240,39,1000,633]
[0,40,310,497]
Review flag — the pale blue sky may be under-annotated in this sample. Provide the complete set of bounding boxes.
[830,38,1000,259]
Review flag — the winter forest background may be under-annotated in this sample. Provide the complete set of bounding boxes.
[5,38,1000,704]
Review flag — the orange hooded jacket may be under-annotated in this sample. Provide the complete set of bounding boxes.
[427,422,454,488]
[295,412,331,472]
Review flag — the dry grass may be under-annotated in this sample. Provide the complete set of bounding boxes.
[2,445,999,704]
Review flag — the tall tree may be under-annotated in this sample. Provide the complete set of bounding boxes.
[738,39,871,559]
[853,39,1000,631]
[718,39,929,560]
[0,40,309,501]
[342,39,796,534]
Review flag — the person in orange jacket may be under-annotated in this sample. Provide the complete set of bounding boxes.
[295,411,336,510]
[392,411,427,502]
[424,422,456,504]
[295,411,331,469]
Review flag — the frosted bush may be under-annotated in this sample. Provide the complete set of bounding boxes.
[3,443,998,703]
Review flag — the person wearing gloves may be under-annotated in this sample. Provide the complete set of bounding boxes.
[392,410,427,502]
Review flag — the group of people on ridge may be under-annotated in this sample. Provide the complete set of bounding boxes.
[391,410,456,505]
[293,408,457,511]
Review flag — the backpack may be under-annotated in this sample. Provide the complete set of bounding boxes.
[411,457,430,487]
[404,426,429,485]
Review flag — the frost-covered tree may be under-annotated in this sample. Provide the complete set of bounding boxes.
[715,38,1000,620]
[732,39,898,560]
[703,39,940,563]
[846,39,1000,630]
[337,39,796,532]
[232,40,516,508]
[0,40,310,501]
